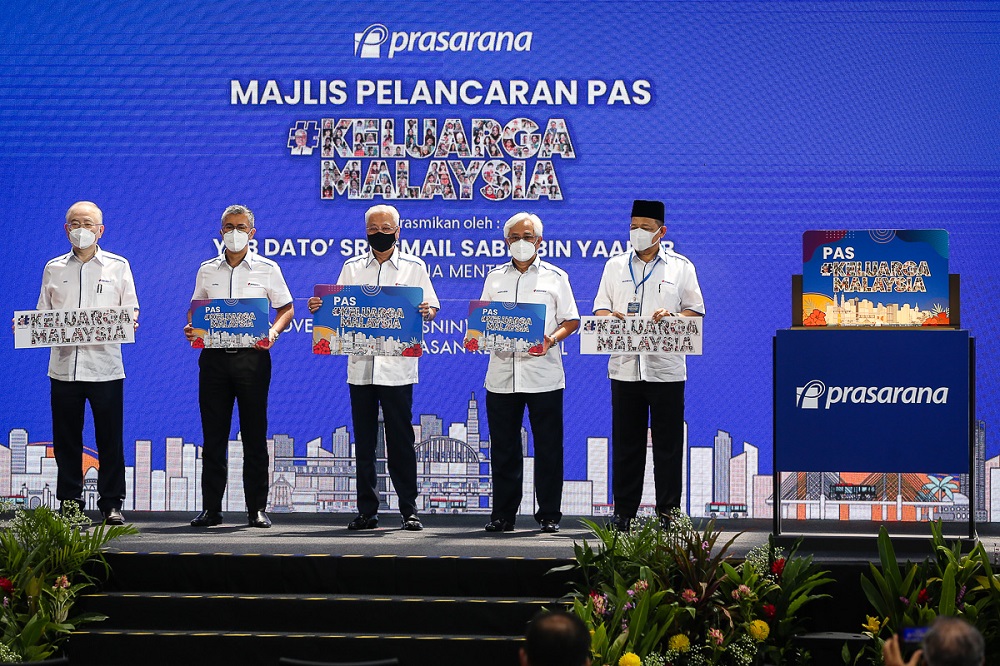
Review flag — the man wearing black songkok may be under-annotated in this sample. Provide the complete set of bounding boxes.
[592,200,705,530]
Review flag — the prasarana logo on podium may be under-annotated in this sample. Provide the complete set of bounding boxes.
[578,316,703,355]
[801,229,950,327]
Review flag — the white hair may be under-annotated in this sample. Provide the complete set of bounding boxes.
[365,204,400,227]
[66,201,103,226]
[221,204,254,228]
[503,212,543,238]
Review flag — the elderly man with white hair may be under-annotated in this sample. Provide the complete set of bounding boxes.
[477,212,579,533]
[308,204,439,531]
[36,201,139,525]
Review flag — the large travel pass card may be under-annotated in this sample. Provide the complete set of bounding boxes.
[312,284,424,356]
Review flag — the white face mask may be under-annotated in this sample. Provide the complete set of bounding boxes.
[509,239,537,262]
[630,227,660,252]
[69,228,96,250]
[223,229,249,253]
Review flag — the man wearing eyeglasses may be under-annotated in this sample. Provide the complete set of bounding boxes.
[476,213,579,534]
[307,204,439,531]
[185,205,294,529]
[36,201,139,525]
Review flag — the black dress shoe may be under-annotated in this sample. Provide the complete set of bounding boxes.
[248,510,271,528]
[348,513,379,530]
[401,514,423,531]
[485,518,515,532]
[102,508,126,526]
[190,510,224,527]
[539,519,560,533]
[610,514,632,533]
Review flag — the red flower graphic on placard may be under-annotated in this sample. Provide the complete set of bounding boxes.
[313,339,332,355]
[401,343,422,357]
[802,309,827,327]
[464,338,479,351]
[191,337,205,349]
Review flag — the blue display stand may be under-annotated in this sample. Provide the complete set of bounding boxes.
[772,328,976,538]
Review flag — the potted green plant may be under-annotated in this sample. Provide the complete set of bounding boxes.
[0,502,137,663]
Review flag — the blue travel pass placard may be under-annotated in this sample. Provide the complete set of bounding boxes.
[465,301,546,353]
[801,230,950,327]
[312,284,424,357]
[189,298,271,349]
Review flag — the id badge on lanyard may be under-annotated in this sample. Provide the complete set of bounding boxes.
[628,259,653,316]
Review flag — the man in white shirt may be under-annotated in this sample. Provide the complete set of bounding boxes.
[184,205,294,528]
[307,204,439,531]
[476,213,579,533]
[593,200,705,531]
[37,201,139,525]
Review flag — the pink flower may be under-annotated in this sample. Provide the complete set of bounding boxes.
[53,575,70,590]
[590,591,608,616]
[631,580,649,594]
[681,588,698,603]
[708,628,724,646]
[731,584,751,600]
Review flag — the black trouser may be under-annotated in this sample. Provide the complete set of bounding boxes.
[198,349,271,512]
[485,389,564,524]
[349,383,418,517]
[50,378,126,513]
[611,379,685,519]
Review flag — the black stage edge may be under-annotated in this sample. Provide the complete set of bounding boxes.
[68,514,1000,666]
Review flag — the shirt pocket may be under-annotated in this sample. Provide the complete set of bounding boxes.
[657,282,681,310]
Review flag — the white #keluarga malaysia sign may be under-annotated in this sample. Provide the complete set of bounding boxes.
[578,316,703,355]
[13,307,136,349]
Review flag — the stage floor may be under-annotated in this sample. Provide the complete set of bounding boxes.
[104,512,999,562]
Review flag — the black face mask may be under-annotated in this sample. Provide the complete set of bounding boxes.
[367,231,396,252]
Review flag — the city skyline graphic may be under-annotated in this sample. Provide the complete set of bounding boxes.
[3,396,997,523]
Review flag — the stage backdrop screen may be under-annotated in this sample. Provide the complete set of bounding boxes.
[2,1,998,521]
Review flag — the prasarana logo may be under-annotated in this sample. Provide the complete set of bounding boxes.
[354,24,389,58]
[355,24,533,59]
[795,379,949,410]
[795,379,826,409]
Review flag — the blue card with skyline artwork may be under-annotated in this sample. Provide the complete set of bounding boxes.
[801,230,949,327]
[312,284,424,356]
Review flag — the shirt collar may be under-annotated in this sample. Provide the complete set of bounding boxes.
[69,246,106,266]
[216,249,255,270]
[630,246,667,268]
[364,247,400,269]
[506,256,540,274]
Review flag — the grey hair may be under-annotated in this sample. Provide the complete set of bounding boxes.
[65,201,103,226]
[923,617,985,666]
[503,212,543,238]
[365,204,400,227]
[221,204,254,228]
